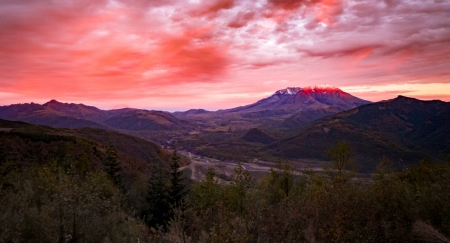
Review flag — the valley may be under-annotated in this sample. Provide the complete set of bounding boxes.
[178,149,328,183]
[1,85,449,175]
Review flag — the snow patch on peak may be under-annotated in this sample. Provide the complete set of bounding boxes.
[306,84,336,89]
[274,87,302,95]
[272,84,343,96]
[303,84,341,92]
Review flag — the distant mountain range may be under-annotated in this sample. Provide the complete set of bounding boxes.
[0,100,189,131]
[1,86,448,173]
[267,95,450,172]
[174,93,450,172]
[175,85,371,127]
[0,85,370,132]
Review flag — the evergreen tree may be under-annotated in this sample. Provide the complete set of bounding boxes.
[168,151,186,208]
[231,161,252,213]
[104,145,121,187]
[276,159,294,198]
[144,162,170,231]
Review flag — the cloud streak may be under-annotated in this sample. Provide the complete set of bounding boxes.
[0,0,449,110]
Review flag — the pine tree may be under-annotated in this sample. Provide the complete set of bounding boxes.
[144,162,170,230]
[231,161,252,213]
[143,151,188,231]
[168,151,186,208]
[104,145,121,187]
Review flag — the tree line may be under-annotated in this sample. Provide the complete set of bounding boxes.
[1,139,450,242]
[157,141,450,243]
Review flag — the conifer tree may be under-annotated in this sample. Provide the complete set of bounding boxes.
[104,145,121,187]
[168,151,186,208]
[272,159,294,197]
[231,161,252,213]
[144,162,170,230]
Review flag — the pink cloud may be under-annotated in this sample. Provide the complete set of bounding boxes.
[228,11,255,28]
[189,0,235,17]
[268,0,312,10]
[0,0,232,102]
[0,0,449,110]
[313,0,343,25]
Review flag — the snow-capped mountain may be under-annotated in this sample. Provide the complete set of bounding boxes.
[274,87,302,95]
[228,85,370,113]
[221,85,371,127]
[294,85,369,110]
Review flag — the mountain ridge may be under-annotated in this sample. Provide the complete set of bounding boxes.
[267,95,450,172]
[0,100,189,131]
[0,85,371,133]
[0,93,449,173]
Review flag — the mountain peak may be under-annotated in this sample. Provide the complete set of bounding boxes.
[302,84,342,93]
[44,99,62,105]
[274,87,302,95]
[273,84,343,96]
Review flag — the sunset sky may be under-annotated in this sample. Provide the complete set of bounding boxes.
[1,0,449,111]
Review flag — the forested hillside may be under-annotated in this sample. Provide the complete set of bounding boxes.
[169,157,450,242]
[1,119,449,242]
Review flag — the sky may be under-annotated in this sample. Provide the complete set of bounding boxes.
[1,0,449,111]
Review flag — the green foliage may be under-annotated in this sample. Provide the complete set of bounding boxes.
[11,131,76,143]
[188,168,221,210]
[169,151,187,208]
[163,156,450,243]
[104,144,122,187]
[326,140,353,174]
[0,162,146,243]
[398,160,450,237]
[0,124,173,224]
[373,156,395,181]
[230,161,253,213]
[143,151,188,231]
[144,162,171,230]
[268,159,295,198]
[2,120,450,242]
